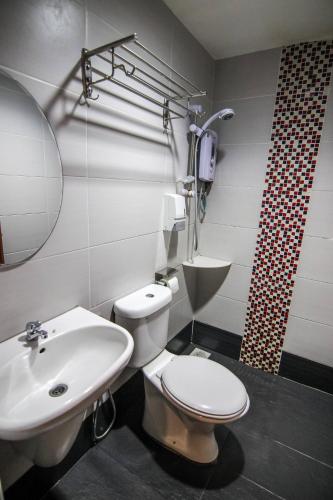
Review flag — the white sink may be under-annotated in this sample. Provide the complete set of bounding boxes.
[0,307,134,466]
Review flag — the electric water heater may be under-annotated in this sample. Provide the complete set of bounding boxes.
[198,130,218,182]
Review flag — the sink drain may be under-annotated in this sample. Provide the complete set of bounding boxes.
[49,384,68,397]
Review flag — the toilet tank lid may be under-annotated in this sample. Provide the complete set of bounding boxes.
[114,284,172,319]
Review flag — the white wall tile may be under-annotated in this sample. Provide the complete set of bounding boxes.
[290,277,333,327]
[283,315,333,367]
[216,264,251,303]
[170,265,188,305]
[88,178,173,245]
[157,222,194,269]
[322,89,333,141]
[297,236,333,283]
[214,143,269,187]
[171,18,214,94]
[313,141,333,191]
[0,0,217,488]
[87,101,169,181]
[196,295,247,336]
[214,48,281,101]
[205,186,262,228]
[199,223,257,267]
[164,130,190,183]
[0,0,84,92]
[87,0,174,64]
[89,232,158,307]
[305,190,333,238]
[3,69,87,177]
[168,295,193,341]
[0,250,90,342]
[35,176,88,259]
[86,12,169,128]
[215,95,275,145]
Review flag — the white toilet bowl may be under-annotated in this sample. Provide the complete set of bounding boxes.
[114,284,249,463]
[142,350,249,463]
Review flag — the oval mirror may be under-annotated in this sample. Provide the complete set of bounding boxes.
[0,70,63,266]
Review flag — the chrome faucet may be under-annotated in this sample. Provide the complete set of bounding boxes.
[25,321,48,342]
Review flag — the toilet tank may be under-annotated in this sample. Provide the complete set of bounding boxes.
[114,284,172,368]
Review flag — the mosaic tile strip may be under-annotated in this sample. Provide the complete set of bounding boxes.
[240,40,333,374]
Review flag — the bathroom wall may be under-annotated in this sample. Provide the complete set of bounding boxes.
[196,48,280,335]
[0,0,214,489]
[197,46,333,369]
[0,0,214,344]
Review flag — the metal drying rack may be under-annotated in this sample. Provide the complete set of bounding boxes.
[80,34,207,129]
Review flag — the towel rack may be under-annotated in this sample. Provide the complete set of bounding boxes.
[80,33,207,129]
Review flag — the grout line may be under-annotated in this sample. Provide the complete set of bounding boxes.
[218,141,271,146]
[203,221,259,230]
[278,373,333,397]
[213,183,265,189]
[273,441,333,470]
[216,293,248,304]
[214,93,275,103]
[210,184,263,190]
[310,188,333,193]
[0,64,80,97]
[32,230,163,263]
[241,475,287,500]
[302,234,333,241]
[198,468,217,500]
[1,211,50,217]
[289,313,333,329]
[295,275,333,287]
[87,175,175,186]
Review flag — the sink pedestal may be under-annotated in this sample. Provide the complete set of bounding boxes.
[14,412,84,467]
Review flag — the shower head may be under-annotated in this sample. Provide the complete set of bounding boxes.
[189,107,235,137]
[218,108,235,121]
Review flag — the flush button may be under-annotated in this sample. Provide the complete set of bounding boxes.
[146,293,154,298]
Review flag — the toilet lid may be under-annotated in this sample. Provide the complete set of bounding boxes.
[161,356,248,417]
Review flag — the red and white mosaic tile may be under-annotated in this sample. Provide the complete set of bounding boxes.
[240,40,333,374]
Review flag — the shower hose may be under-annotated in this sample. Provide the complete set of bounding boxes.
[191,130,209,260]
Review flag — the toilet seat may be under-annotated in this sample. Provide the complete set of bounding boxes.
[161,355,248,420]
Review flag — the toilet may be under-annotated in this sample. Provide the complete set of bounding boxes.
[114,283,249,464]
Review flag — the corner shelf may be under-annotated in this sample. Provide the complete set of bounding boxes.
[182,255,231,270]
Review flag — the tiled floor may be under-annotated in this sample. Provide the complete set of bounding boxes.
[43,347,333,500]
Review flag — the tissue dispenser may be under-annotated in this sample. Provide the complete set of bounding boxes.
[163,194,186,232]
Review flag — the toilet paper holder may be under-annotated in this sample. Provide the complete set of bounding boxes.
[155,268,179,294]
[155,267,178,284]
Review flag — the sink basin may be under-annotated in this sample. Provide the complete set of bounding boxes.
[0,307,134,465]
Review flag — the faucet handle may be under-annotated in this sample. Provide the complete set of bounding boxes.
[26,321,41,333]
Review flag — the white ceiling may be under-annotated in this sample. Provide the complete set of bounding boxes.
[163,0,333,59]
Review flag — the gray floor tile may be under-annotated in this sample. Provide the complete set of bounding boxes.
[43,445,165,500]
[40,347,333,500]
[202,474,283,500]
[211,427,333,500]
[98,416,213,500]
[210,352,333,466]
